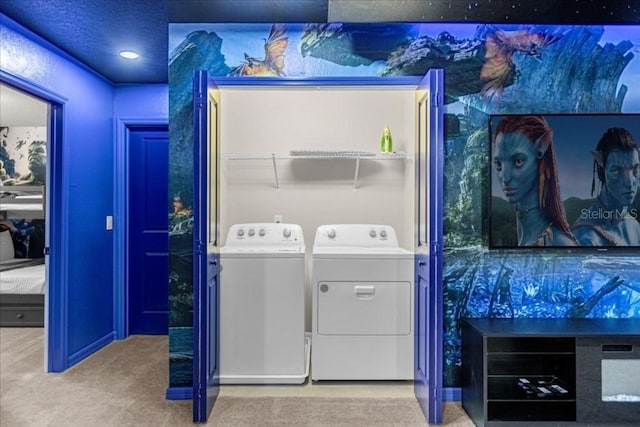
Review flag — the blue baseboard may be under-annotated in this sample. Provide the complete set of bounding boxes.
[443,387,461,402]
[166,386,193,400]
[164,384,457,402]
[67,331,115,369]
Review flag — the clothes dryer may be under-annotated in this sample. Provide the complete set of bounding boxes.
[311,224,414,381]
[220,223,308,384]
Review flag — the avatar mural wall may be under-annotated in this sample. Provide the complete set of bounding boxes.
[168,22,640,388]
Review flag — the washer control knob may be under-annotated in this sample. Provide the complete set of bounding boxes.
[237,229,245,237]
[248,229,255,236]
[380,229,387,238]
[283,228,292,238]
[327,228,336,239]
[258,228,266,236]
[369,229,377,238]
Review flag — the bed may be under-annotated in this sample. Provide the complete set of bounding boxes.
[1,185,46,327]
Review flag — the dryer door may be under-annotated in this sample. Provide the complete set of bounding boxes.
[317,281,411,336]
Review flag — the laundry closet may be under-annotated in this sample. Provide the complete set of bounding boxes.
[218,84,416,332]
[190,70,444,422]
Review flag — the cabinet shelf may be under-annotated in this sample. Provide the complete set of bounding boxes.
[462,318,640,426]
[223,151,406,190]
[488,375,574,401]
[487,401,576,422]
[462,319,578,425]
[488,398,577,402]
[488,351,575,355]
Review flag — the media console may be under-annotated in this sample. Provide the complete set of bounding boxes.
[461,318,640,426]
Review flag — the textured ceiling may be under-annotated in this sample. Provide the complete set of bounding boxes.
[1,0,171,84]
[1,0,638,84]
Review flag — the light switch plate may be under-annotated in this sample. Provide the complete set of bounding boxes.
[106,215,113,230]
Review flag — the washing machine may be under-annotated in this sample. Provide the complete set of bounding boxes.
[311,224,414,381]
[220,223,309,384]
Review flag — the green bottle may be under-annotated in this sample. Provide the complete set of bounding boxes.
[380,126,393,154]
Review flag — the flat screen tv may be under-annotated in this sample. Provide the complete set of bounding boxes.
[489,113,640,249]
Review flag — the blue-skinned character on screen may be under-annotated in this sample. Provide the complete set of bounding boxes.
[572,128,640,246]
[493,115,577,246]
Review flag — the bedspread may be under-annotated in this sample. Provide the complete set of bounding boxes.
[0,258,44,273]
[0,264,46,294]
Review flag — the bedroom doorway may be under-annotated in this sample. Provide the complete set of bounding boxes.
[0,83,48,328]
[0,77,64,373]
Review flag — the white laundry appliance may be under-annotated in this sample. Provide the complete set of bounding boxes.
[220,223,309,384]
[311,224,414,381]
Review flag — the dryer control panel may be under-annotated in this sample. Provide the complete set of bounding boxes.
[314,224,399,248]
[225,223,304,247]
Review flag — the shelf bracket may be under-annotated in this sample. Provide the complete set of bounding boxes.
[353,157,361,191]
[271,153,280,190]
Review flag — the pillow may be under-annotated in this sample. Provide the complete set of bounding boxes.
[0,230,15,261]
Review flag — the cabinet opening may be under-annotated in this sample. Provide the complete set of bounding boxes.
[602,359,640,402]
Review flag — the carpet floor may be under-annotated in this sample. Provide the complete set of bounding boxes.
[0,328,473,426]
[212,396,426,426]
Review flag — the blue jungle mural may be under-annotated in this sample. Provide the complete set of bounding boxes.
[168,23,640,389]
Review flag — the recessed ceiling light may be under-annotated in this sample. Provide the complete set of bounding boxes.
[119,50,139,59]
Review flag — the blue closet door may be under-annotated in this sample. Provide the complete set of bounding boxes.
[414,68,444,424]
[192,70,221,423]
[128,127,169,335]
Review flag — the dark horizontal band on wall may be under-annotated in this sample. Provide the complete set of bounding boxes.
[213,76,424,87]
[443,387,461,402]
[168,0,639,24]
[163,386,460,402]
[166,386,193,400]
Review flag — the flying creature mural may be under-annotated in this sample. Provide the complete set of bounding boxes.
[229,24,288,76]
[479,28,560,98]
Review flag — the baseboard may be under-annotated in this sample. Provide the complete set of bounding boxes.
[443,387,461,402]
[164,384,458,402]
[67,331,115,369]
[166,386,193,400]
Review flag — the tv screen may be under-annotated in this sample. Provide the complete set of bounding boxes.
[489,113,640,249]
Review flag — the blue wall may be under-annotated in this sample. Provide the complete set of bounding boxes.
[113,84,169,339]
[114,85,168,118]
[1,15,168,371]
[1,13,114,369]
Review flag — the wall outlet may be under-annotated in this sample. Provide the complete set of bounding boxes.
[106,215,113,230]
[274,214,283,223]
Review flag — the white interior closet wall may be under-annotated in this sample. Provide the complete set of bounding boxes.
[219,86,415,330]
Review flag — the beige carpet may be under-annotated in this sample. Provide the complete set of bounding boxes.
[0,328,473,426]
[211,395,473,426]
[211,396,426,426]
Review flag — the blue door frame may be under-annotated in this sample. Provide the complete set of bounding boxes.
[0,70,66,372]
[114,119,169,339]
[127,126,170,335]
[189,71,444,423]
[414,68,445,424]
[192,70,221,422]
